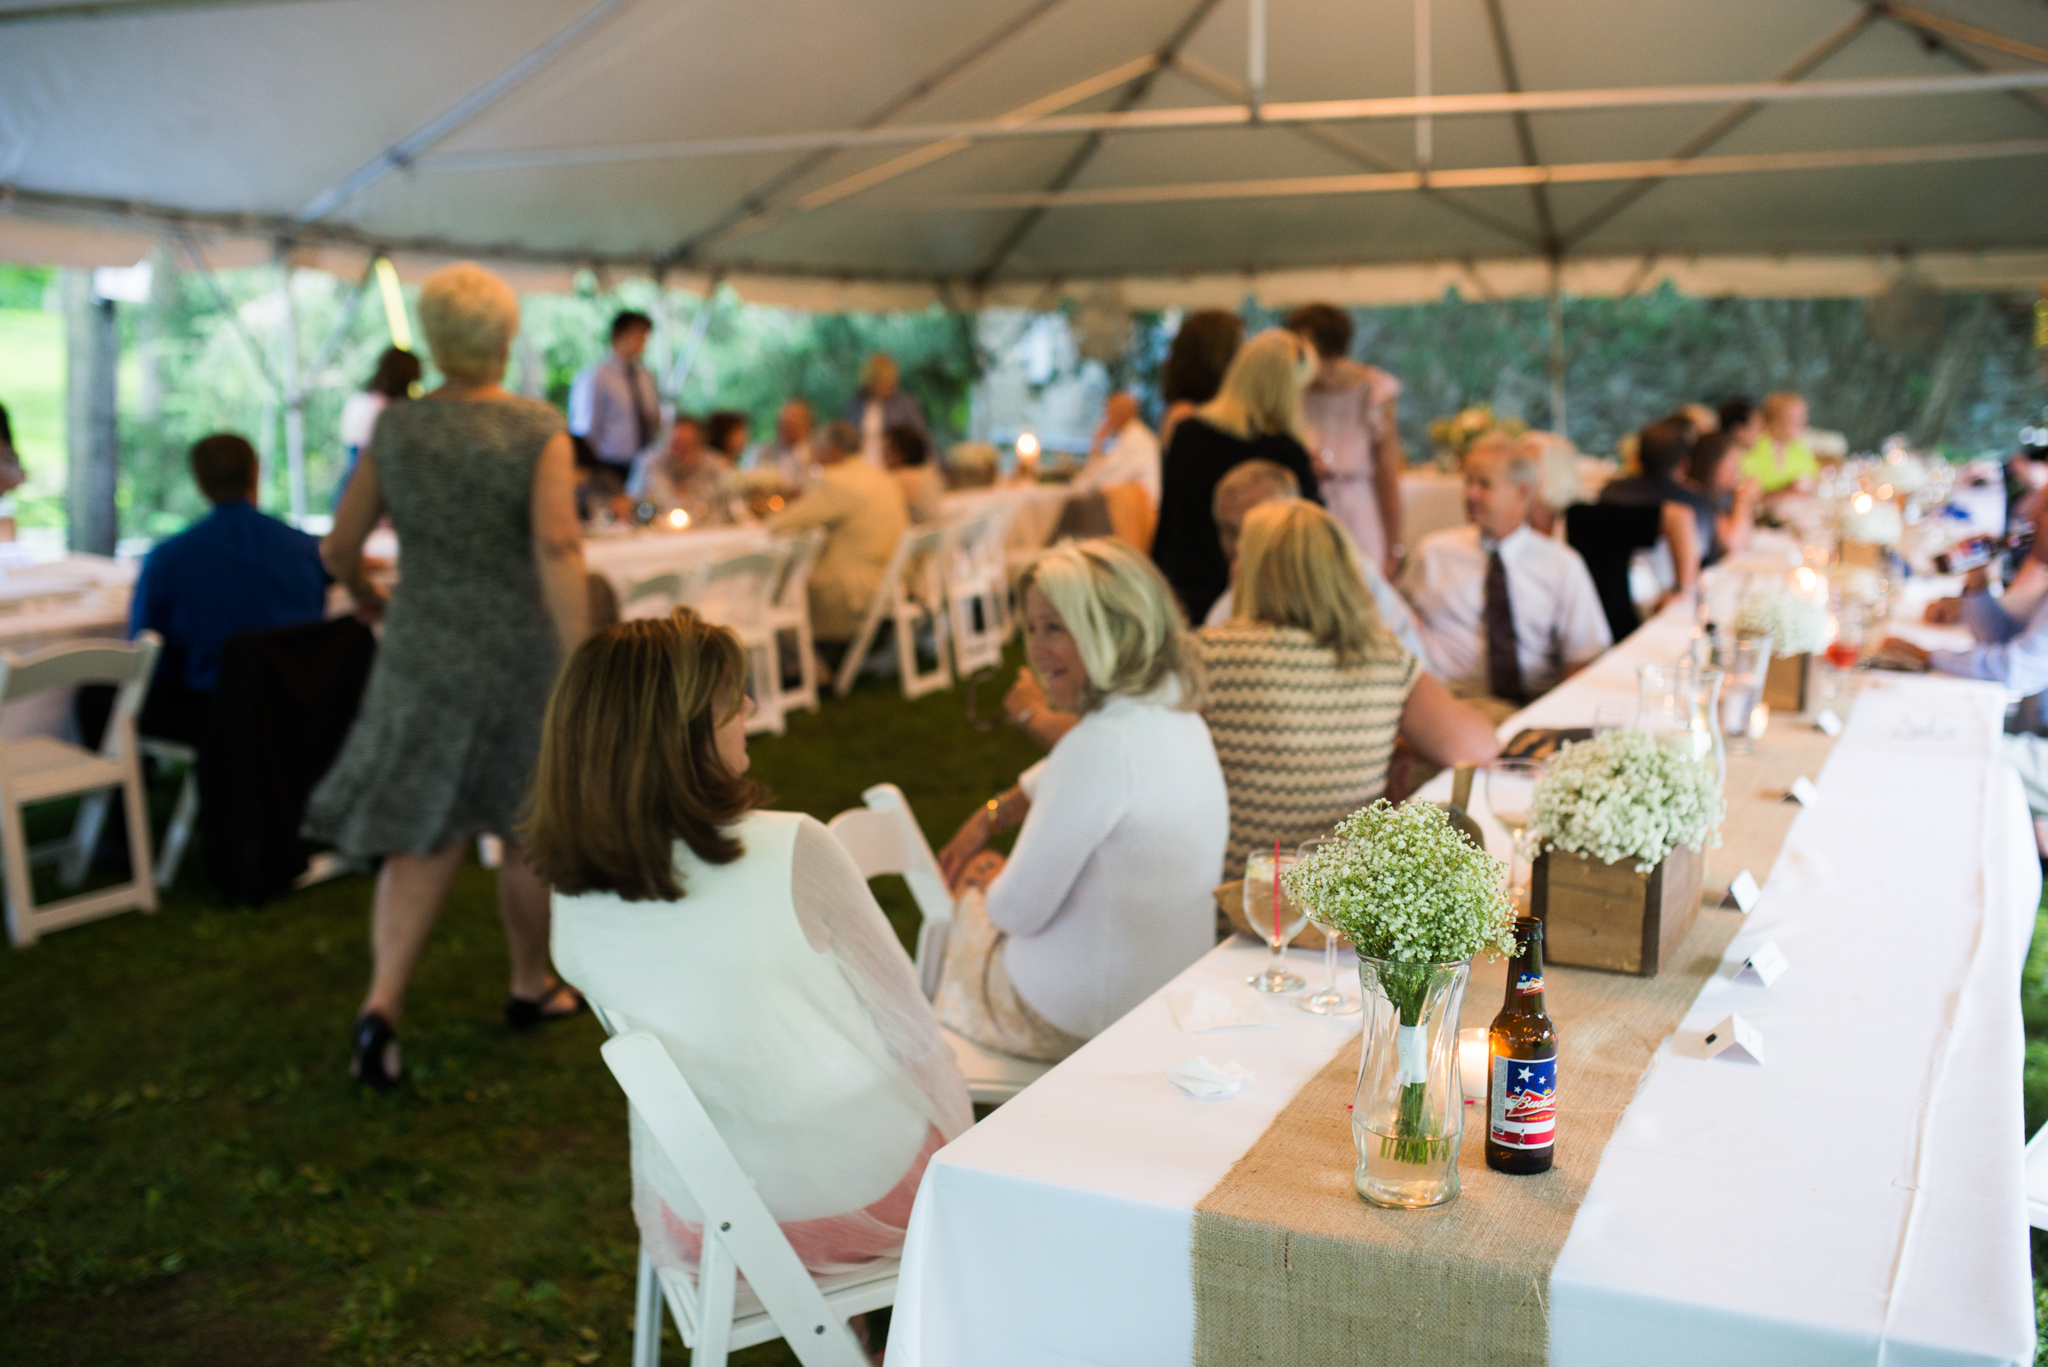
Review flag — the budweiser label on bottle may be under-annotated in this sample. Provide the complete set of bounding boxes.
[1486,916,1558,1175]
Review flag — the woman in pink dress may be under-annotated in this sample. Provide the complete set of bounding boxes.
[1288,304,1405,577]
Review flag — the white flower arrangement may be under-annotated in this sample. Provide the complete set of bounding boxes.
[1527,731,1725,872]
[1735,590,1827,657]
[1839,496,1904,546]
[1878,450,1928,495]
[1284,800,1516,966]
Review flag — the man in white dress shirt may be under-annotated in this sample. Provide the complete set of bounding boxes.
[1400,433,1610,711]
[567,310,660,483]
[1074,391,1161,506]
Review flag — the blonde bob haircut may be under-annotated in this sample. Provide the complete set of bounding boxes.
[1018,537,1203,713]
[1233,499,1397,668]
[522,608,759,902]
[1198,328,1308,443]
[416,261,520,381]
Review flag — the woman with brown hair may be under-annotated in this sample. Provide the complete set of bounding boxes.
[1199,500,1499,878]
[1157,308,1244,448]
[530,609,969,1281]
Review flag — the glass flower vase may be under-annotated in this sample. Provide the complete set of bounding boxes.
[1352,956,1471,1208]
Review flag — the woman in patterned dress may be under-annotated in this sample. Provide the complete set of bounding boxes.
[310,262,592,1088]
[1196,500,1499,879]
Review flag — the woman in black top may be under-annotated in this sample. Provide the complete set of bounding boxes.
[1598,415,1710,582]
[1152,329,1323,623]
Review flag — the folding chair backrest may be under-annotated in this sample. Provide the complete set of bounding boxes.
[0,633,161,757]
[600,1032,871,1367]
[772,529,826,611]
[696,550,782,631]
[897,525,948,610]
[826,783,953,999]
[623,570,696,621]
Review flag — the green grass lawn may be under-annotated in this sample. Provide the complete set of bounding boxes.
[0,660,1039,1366]
[4,650,2046,1364]
[0,305,72,529]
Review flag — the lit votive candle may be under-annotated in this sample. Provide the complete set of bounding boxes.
[1458,1028,1489,1104]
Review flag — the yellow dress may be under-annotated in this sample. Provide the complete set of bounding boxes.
[1741,435,1818,493]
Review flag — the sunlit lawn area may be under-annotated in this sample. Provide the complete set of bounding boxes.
[0,304,71,528]
[1,657,1038,1366]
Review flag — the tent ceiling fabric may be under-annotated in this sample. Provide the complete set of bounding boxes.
[2,0,2046,305]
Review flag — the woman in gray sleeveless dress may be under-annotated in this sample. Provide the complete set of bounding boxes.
[309,262,591,1089]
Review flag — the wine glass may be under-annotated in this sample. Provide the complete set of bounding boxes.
[1295,838,1359,1016]
[1486,760,1542,843]
[1243,848,1307,993]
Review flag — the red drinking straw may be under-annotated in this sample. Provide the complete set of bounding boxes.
[1272,837,1282,943]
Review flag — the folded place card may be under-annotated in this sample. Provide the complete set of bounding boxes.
[1815,708,1843,737]
[1724,869,1761,913]
[1737,940,1790,987]
[1702,1013,1765,1064]
[1787,776,1820,807]
[1166,986,1273,1033]
[1167,1056,1251,1099]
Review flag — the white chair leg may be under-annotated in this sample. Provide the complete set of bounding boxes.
[791,616,819,711]
[120,768,157,911]
[693,1233,737,1367]
[1,790,35,947]
[60,791,110,888]
[155,769,198,890]
[633,1246,663,1367]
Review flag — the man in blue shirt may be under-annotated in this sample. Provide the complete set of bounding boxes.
[129,433,330,740]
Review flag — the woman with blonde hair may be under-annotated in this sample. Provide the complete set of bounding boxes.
[935,538,1228,1059]
[311,260,591,1088]
[1200,500,1500,878]
[534,609,970,1284]
[1152,328,1323,624]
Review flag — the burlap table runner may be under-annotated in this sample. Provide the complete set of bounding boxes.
[1191,689,1856,1366]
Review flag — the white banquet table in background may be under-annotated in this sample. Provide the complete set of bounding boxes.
[0,554,137,739]
[889,602,2039,1366]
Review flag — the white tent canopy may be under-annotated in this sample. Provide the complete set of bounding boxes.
[3,0,2047,307]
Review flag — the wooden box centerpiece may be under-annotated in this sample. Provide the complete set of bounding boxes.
[1734,590,1829,717]
[1523,730,1725,978]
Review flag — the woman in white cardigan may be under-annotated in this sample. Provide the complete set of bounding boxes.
[527,609,970,1283]
[935,538,1229,1060]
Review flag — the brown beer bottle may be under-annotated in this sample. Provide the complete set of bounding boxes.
[1486,916,1558,1175]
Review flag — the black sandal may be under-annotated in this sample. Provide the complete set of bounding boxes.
[505,980,588,1032]
[351,1012,402,1090]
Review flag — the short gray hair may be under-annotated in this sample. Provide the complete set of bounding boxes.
[1019,538,1203,713]
[417,262,519,381]
[1465,430,1538,490]
[1213,458,1300,518]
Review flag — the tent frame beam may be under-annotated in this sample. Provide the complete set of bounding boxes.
[657,0,1071,270]
[1479,0,1557,256]
[295,0,640,223]
[417,66,2048,172]
[911,135,2048,212]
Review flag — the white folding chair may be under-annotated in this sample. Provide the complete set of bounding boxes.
[826,782,1051,1106]
[942,503,1017,679]
[1,633,161,947]
[833,527,952,701]
[694,548,788,736]
[2025,1123,2048,1231]
[622,570,700,621]
[137,737,197,890]
[601,1030,894,1367]
[768,529,825,715]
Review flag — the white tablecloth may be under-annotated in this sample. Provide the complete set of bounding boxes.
[889,605,2039,1366]
[0,554,137,739]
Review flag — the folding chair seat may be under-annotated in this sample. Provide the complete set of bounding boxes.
[941,504,1016,680]
[1,633,161,947]
[826,783,1051,1106]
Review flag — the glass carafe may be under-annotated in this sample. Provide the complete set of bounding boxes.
[1670,662,1726,788]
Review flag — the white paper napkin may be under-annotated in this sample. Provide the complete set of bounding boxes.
[1166,985,1273,1033]
[1167,1056,1251,1099]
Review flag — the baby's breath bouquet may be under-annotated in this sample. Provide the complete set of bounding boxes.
[1735,590,1826,657]
[1287,801,1515,1174]
[1527,731,1724,872]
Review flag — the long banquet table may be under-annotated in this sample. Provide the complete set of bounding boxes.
[889,600,2040,1365]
